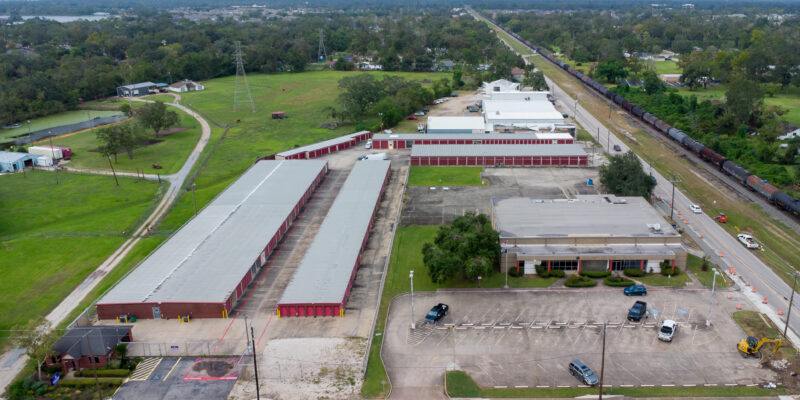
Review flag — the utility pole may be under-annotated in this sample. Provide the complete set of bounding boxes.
[598,322,606,399]
[233,41,255,113]
[251,325,260,400]
[706,269,719,326]
[783,272,800,339]
[410,270,416,329]
[192,183,198,215]
[504,246,509,289]
[317,28,327,62]
[669,174,682,220]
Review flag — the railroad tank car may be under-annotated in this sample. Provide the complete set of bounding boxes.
[642,113,656,124]
[745,175,767,193]
[759,182,780,200]
[631,106,645,118]
[688,140,705,154]
[773,192,800,216]
[721,160,751,184]
[668,128,687,143]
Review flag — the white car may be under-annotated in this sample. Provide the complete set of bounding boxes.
[738,234,759,249]
[658,320,677,342]
[364,139,373,149]
[689,204,702,214]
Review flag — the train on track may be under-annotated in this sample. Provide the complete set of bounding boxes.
[484,15,800,219]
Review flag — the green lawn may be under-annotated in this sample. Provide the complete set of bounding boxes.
[685,253,732,287]
[141,94,177,103]
[0,171,164,347]
[445,370,785,398]
[361,226,557,397]
[1,110,124,141]
[649,60,682,75]
[407,166,484,186]
[732,311,798,370]
[52,112,201,175]
[634,269,690,287]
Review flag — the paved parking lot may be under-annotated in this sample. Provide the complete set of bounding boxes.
[114,357,235,400]
[383,288,777,392]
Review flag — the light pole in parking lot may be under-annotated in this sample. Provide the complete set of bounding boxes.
[502,242,509,289]
[598,322,606,399]
[705,268,719,326]
[669,174,682,220]
[410,270,415,330]
[783,272,800,339]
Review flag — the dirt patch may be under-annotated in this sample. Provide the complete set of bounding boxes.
[192,359,235,377]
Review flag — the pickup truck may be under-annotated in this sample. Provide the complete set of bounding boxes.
[627,301,647,322]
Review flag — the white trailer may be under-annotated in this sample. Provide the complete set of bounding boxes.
[28,146,63,160]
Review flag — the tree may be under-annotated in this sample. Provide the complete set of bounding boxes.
[422,212,500,283]
[136,101,179,137]
[725,78,764,126]
[522,70,548,91]
[599,151,656,197]
[594,59,628,83]
[642,70,665,95]
[13,318,59,381]
[120,102,132,116]
[97,124,143,162]
[451,69,464,89]
[333,57,354,71]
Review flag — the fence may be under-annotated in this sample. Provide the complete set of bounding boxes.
[125,339,247,357]
[6,115,129,146]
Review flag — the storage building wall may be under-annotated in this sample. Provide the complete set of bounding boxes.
[410,155,587,166]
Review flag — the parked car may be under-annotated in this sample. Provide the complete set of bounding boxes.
[422,107,430,113]
[451,93,459,97]
[357,155,368,161]
[737,233,759,249]
[613,144,622,152]
[425,303,449,324]
[627,301,648,322]
[623,285,647,296]
[466,105,479,112]
[407,116,417,120]
[415,111,425,116]
[658,320,677,342]
[562,113,569,118]
[568,360,598,386]
[689,204,702,214]
[364,139,373,149]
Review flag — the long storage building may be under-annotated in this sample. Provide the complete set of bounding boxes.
[275,131,371,160]
[277,160,391,317]
[410,144,587,167]
[371,132,573,149]
[96,160,328,320]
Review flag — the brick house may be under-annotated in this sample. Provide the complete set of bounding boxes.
[48,326,133,374]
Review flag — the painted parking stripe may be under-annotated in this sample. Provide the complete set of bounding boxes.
[536,385,549,388]
[162,357,181,381]
[662,384,675,387]
[641,384,654,387]
[682,384,696,387]
[725,383,738,386]
[704,383,718,387]
[557,385,570,388]
[494,386,507,389]
[129,357,162,381]
[619,384,634,388]
[514,385,528,388]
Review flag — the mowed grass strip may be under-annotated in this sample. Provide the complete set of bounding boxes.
[445,370,785,398]
[361,226,556,397]
[685,253,732,287]
[52,112,201,175]
[407,166,484,186]
[0,109,123,141]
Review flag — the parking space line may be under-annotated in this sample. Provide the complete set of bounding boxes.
[514,385,528,388]
[536,385,549,388]
[494,386,507,389]
[162,357,181,381]
[725,383,737,386]
[619,384,634,387]
[682,384,696,387]
[557,385,570,388]
[704,383,718,387]
[662,384,675,387]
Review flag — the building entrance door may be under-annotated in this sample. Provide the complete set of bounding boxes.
[152,306,161,319]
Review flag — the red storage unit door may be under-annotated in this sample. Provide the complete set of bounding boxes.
[315,305,324,316]
[298,306,306,317]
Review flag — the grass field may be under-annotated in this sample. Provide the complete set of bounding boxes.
[361,225,558,397]
[141,94,177,103]
[407,166,484,186]
[685,253,733,287]
[1,110,124,141]
[648,60,682,75]
[445,370,785,398]
[51,112,201,175]
[0,171,164,347]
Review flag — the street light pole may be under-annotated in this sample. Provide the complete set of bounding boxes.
[669,174,682,220]
[783,272,800,339]
[706,269,719,326]
[409,270,415,330]
[598,322,606,399]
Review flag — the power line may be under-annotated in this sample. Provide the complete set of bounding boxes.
[233,41,255,113]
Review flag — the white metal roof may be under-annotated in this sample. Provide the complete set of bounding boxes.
[279,160,391,305]
[98,160,328,305]
[410,144,586,157]
[426,116,485,131]
[120,82,156,90]
[373,133,553,141]
[483,99,564,122]
[276,131,368,158]
[488,91,549,101]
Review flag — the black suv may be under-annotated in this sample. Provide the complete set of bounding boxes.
[425,303,449,324]
[627,301,648,322]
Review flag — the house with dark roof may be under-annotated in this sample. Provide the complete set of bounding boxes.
[116,82,156,97]
[47,326,132,374]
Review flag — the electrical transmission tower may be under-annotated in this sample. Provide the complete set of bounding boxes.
[317,29,327,62]
[233,41,255,113]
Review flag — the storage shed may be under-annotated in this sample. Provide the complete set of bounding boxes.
[275,131,371,160]
[371,132,573,149]
[96,160,328,320]
[116,82,156,97]
[277,160,391,317]
[410,144,587,167]
[0,151,36,172]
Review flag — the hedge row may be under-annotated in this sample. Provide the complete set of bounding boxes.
[534,265,566,278]
[604,276,635,287]
[661,265,681,276]
[623,268,645,277]
[75,369,131,378]
[564,274,596,287]
[579,270,610,278]
[59,378,123,388]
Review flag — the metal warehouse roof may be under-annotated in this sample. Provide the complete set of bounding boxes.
[373,133,546,140]
[0,151,34,163]
[483,99,564,122]
[98,160,327,305]
[410,144,586,157]
[279,160,391,305]
[276,131,368,158]
[493,196,680,239]
[120,82,156,90]
[426,116,485,131]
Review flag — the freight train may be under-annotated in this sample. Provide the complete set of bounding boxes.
[484,15,800,219]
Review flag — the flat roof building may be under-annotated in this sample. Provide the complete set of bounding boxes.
[0,151,36,172]
[116,82,156,97]
[484,99,565,131]
[278,160,391,317]
[426,116,486,134]
[492,195,686,275]
[96,160,328,320]
[410,144,587,167]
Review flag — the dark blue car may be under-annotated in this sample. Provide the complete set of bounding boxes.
[624,285,647,296]
[425,303,449,324]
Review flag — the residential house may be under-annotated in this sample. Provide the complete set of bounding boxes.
[511,68,526,82]
[48,326,133,374]
[168,80,205,93]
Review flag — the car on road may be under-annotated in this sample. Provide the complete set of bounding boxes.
[568,360,598,386]
[658,320,677,342]
[357,155,368,161]
[407,116,417,120]
[689,204,702,214]
[425,303,449,324]
[364,139,372,149]
[627,300,648,322]
[624,285,647,296]
[738,233,759,249]
[613,144,622,152]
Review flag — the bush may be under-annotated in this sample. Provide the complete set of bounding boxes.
[548,269,566,278]
[564,274,597,287]
[107,360,122,369]
[58,378,123,388]
[534,265,565,278]
[604,275,635,287]
[579,270,610,278]
[75,369,131,378]
[661,264,681,276]
[623,268,645,277]
[507,265,523,277]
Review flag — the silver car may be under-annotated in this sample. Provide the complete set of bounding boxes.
[658,320,677,342]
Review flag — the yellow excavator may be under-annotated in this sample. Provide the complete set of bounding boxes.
[737,336,783,358]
